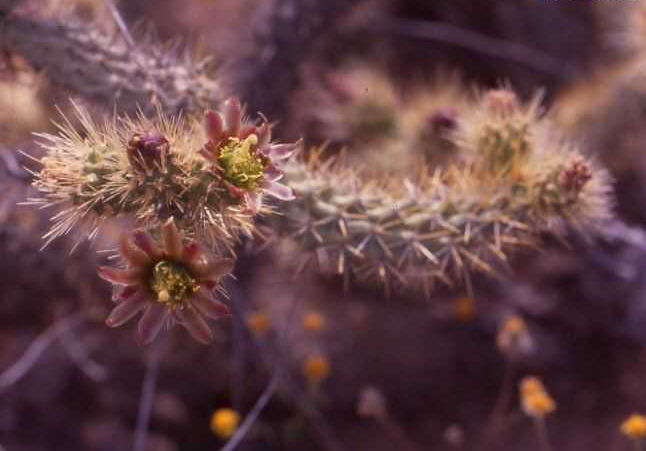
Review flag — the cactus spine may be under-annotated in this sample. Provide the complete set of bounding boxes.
[273,89,612,298]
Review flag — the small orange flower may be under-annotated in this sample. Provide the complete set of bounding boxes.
[621,413,646,440]
[302,354,330,384]
[302,311,326,331]
[519,376,544,397]
[246,312,270,334]
[497,315,533,356]
[453,296,475,322]
[519,376,556,418]
[210,408,240,439]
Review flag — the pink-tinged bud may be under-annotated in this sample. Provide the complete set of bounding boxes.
[126,132,170,173]
[224,98,242,136]
[483,89,519,116]
[429,109,457,133]
[558,159,592,193]
[205,110,224,142]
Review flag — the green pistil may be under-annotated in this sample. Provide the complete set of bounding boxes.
[149,260,199,308]
[217,135,265,189]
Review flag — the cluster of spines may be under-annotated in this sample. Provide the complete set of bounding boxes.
[28,98,298,253]
[28,97,300,343]
[1,9,224,116]
[273,89,612,298]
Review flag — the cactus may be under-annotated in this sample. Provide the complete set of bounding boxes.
[28,98,299,253]
[290,64,468,174]
[271,89,612,298]
[0,8,223,115]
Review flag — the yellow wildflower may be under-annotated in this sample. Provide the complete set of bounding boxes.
[453,296,475,322]
[303,311,326,331]
[302,354,330,384]
[519,376,556,418]
[246,312,270,334]
[621,413,646,440]
[210,408,240,439]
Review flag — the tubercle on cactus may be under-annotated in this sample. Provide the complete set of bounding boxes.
[271,89,613,299]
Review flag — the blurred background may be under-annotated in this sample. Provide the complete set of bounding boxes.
[2,0,646,450]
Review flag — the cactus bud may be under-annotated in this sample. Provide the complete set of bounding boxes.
[126,131,170,174]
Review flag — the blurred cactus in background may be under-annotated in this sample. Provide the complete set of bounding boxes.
[290,64,467,173]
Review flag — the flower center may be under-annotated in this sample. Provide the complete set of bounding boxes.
[149,260,199,307]
[217,135,266,189]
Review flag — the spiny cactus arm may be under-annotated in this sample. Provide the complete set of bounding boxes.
[0,10,223,115]
[274,145,611,300]
[274,160,534,299]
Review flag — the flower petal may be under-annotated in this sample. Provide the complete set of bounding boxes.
[264,164,284,182]
[182,240,203,264]
[162,218,183,259]
[205,110,224,142]
[133,231,163,260]
[256,122,271,150]
[191,289,231,319]
[268,142,299,161]
[244,191,262,214]
[176,306,214,344]
[261,180,295,201]
[116,286,138,300]
[137,303,169,345]
[119,235,150,267]
[224,98,241,136]
[239,124,257,140]
[97,266,142,285]
[106,291,149,327]
[199,147,219,164]
[193,257,234,281]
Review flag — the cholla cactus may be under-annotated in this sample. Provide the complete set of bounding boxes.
[292,64,401,147]
[28,97,299,251]
[272,88,612,298]
[98,219,233,344]
[600,1,646,58]
[290,65,467,173]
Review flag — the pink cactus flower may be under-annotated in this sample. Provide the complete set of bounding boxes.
[98,219,233,345]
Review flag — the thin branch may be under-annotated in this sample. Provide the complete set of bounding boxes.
[57,326,109,382]
[231,305,247,412]
[0,314,84,393]
[219,369,281,451]
[375,17,578,80]
[227,282,344,451]
[133,335,166,451]
[103,0,135,48]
